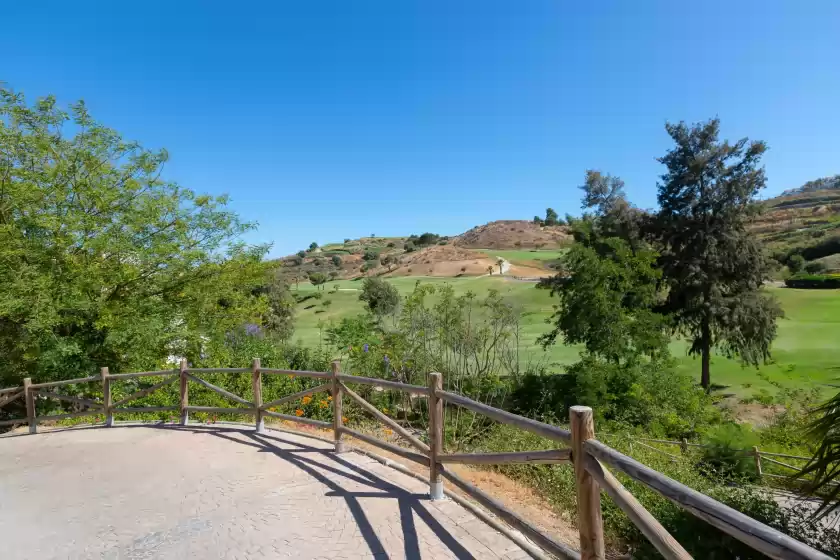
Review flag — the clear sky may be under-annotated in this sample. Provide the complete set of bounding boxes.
[3,1,839,257]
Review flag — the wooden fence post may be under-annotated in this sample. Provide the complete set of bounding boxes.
[753,446,763,477]
[101,367,113,427]
[179,359,189,426]
[252,358,264,433]
[428,372,444,500]
[23,377,36,434]
[571,406,605,560]
[680,438,688,454]
[332,361,346,453]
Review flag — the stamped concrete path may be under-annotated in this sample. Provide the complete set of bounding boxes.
[0,424,533,559]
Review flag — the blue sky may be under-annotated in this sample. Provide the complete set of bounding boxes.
[3,1,839,257]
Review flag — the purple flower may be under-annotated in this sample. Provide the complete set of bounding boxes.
[244,323,261,336]
[383,355,389,363]
[363,343,369,353]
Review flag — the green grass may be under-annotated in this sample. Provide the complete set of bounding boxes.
[476,249,567,269]
[291,278,840,397]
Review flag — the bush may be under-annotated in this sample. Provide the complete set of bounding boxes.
[297,250,306,259]
[700,423,759,480]
[784,273,840,289]
[359,277,399,317]
[404,242,416,253]
[363,249,379,261]
[805,260,827,273]
[387,242,395,247]
[331,255,342,266]
[344,238,350,244]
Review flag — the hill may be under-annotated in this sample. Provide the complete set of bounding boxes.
[755,177,840,270]
[276,223,569,282]
[454,220,570,249]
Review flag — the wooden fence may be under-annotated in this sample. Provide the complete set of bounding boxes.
[0,361,831,560]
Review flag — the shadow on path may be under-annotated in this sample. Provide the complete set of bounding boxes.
[161,424,477,560]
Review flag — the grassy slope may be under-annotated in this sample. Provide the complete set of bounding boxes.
[291,277,840,397]
[475,249,566,269]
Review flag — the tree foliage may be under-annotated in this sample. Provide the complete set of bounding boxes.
[653,119,782,389]
[359,277,399,317]
[0,89,269,384]
[308,271,327,290]
[544,207,559,226]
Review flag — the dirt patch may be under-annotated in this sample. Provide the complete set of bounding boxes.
[729,402,785,427]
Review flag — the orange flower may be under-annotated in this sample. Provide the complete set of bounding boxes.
[383,428,393,436]
[342,416,348,423]
[302,396,312,405]
[295,409,304,417]
[319,400,328,409]
[327,395,333,402]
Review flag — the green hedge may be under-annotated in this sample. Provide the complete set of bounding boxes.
[784,273,840,289]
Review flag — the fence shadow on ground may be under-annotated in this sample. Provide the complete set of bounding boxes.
[160,423,478,560]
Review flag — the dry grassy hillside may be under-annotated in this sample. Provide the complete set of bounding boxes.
[454,220,571,249]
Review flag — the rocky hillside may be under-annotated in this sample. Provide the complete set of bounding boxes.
[454,220,570,249]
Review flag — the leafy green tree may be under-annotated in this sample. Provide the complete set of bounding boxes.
[308,272,327,290]
[359,277,399,317]
[533,215,543,225]
[297,250,306,259]
[363,249,378,261]
[416,232,440,246]
[805,260,826,274]
[331,255,342,267]
[540,238,669,363]
[262,274,295,340]
[545,208,559,226]
[309,242,318,251]
[654,119,782,390]
[787,254,805,274]
[496,258,505,274]
[0,88,268,385]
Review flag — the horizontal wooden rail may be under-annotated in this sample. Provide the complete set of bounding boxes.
[188,367,250,374]
[184,373,254,408]
[0,417,28,427]
[262,409,332,429]
[33,391,102,409]
[760,451,811,461]
[438,449,571,466]
[260,383,331,410]
[584,439,830,560]
[337,374,429,395]
[0,386,23,395]
[111,377,179,408]
[438,390,572,444]
[762,456,801,471]
[440,465,580,560]
[0,390,24,408]
[340,383,430,453]
[339,427,430,466]
[262,368,332,379]
[108,370,178,380]
[583,455,690,560]
[184,406,255,415]
[112,406,179,413]
[30,376,99,389]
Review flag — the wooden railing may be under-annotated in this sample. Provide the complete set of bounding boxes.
[0,361,831,560]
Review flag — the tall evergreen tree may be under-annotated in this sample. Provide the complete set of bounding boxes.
[654,119,782,390]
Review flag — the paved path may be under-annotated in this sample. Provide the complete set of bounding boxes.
[0,424,531,559]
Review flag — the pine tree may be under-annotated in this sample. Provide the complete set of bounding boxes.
[654,119,782,390]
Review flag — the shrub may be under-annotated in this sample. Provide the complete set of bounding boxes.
[322,299,332,308]
[784,273,840,289]
[344,238,351,244]
[805,260,827,274]
[404,242,416,253]
[331,255,342,266]
[387,242,395,247]
[363,249,379,261]
[359,277,399,317]
[309,242,318,250]
[297,250,306,259]
[699,423,759,480]
[416,232,440,246]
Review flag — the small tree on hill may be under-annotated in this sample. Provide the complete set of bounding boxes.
[654,119,782,390]
[545,208,559,226]
[487,265,494,275]
[308,271,327,290]
[359,277,399,318]
[533,215,543,225]
[331,255,342,267]
[309,242,318,251]
[297,250,306,259]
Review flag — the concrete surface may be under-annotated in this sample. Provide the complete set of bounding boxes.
[0,424,532,559]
